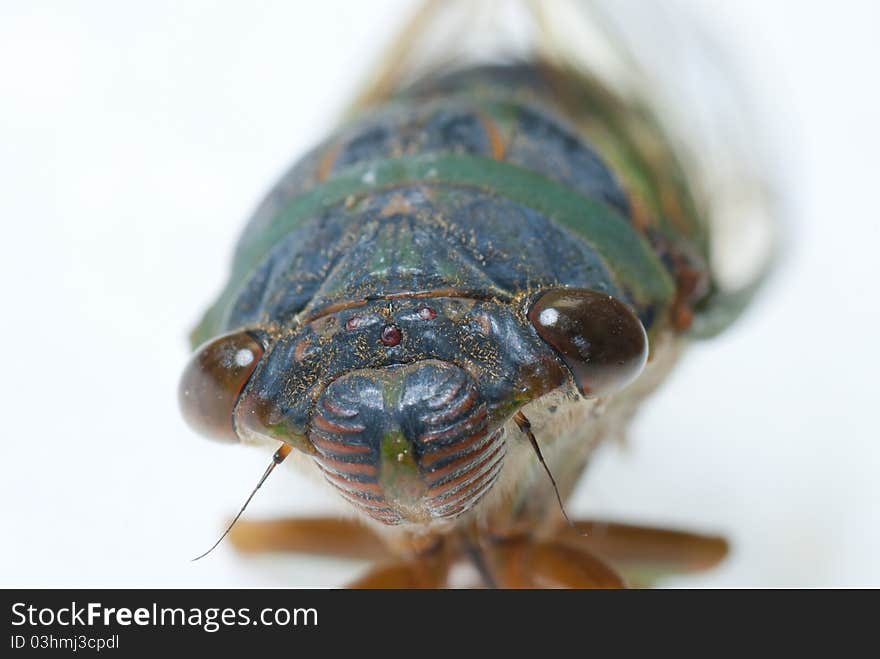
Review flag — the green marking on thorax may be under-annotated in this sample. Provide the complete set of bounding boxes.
[193,153,674,347]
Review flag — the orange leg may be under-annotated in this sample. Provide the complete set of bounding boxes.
[556,520,728,585]
[488,537,624,589]
[527,542,625,588]
[227,516,388,561]
[346,553,451,589]
[222,515,726,588]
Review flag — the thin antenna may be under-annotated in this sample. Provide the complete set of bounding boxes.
[192,443,292,562]
[513,411,583,533]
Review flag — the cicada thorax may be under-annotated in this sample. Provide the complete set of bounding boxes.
[183,61,708,530]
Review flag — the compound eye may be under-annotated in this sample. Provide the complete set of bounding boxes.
[178,331,264,442]
[528,289,648,398]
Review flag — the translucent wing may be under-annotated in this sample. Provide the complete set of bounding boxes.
[351,0,778,337]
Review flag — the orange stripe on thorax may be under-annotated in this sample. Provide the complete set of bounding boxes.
[479,113,506,160]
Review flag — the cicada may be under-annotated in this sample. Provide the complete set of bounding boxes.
[179,0,775,588]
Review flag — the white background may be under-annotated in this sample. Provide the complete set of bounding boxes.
[1,0,877,587]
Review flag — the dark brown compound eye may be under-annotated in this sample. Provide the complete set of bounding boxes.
[528,288,648,398]
[178,331,264,442]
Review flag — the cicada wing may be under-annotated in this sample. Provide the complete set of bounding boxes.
[549,0,779,338]
[353,0,778,337]
[348,0,539,112]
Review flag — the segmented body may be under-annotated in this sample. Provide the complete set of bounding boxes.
[192,64,713,546]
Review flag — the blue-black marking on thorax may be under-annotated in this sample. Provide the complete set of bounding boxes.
[224,65,638,333]
[226,185,624,331]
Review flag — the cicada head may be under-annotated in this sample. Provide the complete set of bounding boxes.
[180,288,647,527]
[196,297,545,526]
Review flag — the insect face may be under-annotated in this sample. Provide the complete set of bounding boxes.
[218,296,565,525]
[181,289,647,526]
[309,360,504,524]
